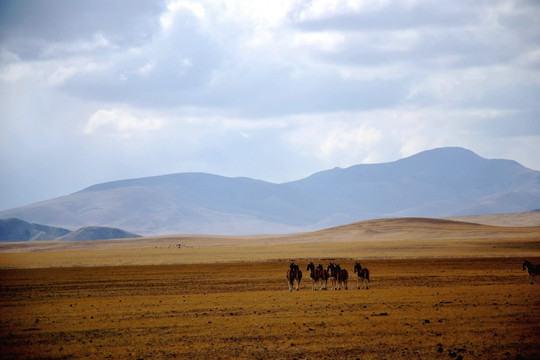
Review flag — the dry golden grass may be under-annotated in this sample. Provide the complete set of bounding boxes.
[1,258,539,359]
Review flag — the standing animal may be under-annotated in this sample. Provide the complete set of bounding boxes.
[354,262,370,289]
[522,260,540,284]
[335,264,348,290]
[327,263,338,290]
[317,264,329,290]
[286,262,302,291]
[306,262,320,290]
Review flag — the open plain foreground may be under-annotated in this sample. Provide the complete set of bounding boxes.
[1,217,540,359]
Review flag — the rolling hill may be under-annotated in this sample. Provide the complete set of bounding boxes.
[56,226,141,242]
[0,147,539,235]
[0,218,141,242]
[0,218,71,241]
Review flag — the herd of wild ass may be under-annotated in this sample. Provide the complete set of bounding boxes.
[286,260,540,292]
[286,262,370,292]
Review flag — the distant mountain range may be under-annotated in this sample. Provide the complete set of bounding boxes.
[0,218,141,242]
[1,147,539,235]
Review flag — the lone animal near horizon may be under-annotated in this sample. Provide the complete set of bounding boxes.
[522,260,540,284]
[354,262,370,289]
[286,262,302,291]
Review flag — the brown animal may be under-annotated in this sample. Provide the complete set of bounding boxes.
[523,260,540,284]
[286,262,302,291]
[306,262,321,290]
[327,263,338,290]
[317,264,329,290]
[354,262,370,289]
[327,263,347,290]
[335,264,348,290]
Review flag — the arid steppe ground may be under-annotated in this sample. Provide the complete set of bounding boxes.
[1,259,540,360]
[1,217,540,359]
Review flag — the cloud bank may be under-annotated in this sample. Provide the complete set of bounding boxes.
[0,0,539,209]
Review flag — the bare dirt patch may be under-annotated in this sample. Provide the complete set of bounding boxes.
[1,258,539,359]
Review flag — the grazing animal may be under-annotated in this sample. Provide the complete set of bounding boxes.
[287,262,302,291]
[317,264,329,290]
[327,263,338,290]
[354,262,370,289]
[335,264,348,290]
[306,262,320,290]
[522,260,540,284]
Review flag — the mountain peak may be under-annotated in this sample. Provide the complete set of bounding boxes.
[400,147,481,163]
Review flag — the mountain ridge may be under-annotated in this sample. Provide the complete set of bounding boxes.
[1,147,539,235]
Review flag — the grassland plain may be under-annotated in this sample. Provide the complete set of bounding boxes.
[1,258,540,360]
[1,218,540,359]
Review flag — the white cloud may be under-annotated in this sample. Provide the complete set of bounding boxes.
[139,61,156,76]
[283,114,383,167]
[160,0,206,32]
[321,124,382,158]
[47,58,102,86]
[292,31,345,52]
[293,0,388,21]
[0,62,34,82]
[281,105,531,169]
[84,109,167,136]
[42,33,115,58]
[406,65,534,106]
[219,0,294,28]
[83,107,290,140]
[0,57,103,86]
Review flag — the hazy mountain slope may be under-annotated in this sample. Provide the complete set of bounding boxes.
[0,173,312,235]
[57,226,141,241]
[0,218,142,242]
[286,147,540,218]
[0,218,71,242]
[0,147,539,235]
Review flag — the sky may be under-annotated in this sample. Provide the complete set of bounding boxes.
[0,0,539,210]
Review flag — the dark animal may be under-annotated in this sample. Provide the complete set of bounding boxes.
[327,263,338,290]
[317,264,329,290]
[354,262,370,289]
[287,262,302,291]
[523,260,540,284]
[306,262,320,290]
[335,264,348,290]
